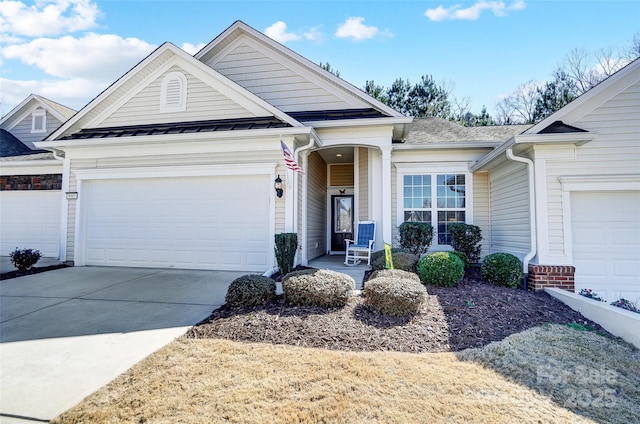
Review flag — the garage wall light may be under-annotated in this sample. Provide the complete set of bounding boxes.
[274,175,283,198]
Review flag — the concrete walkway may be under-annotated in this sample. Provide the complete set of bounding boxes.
[309,254,369,289]
[0,266,244,423]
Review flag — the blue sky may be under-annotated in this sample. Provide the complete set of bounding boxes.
[1,0,638,117]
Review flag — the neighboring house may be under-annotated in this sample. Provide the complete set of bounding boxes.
[0,94,76,257]
[33,21,638,302]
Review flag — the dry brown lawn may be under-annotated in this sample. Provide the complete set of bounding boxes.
[53,324,639,424]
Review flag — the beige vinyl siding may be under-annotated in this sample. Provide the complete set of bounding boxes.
[58,49,175,136]
[358,147,368,221]
[100,66,258,127]
[329,164,354,187]
[209,41,363,112]
[489,161,531,258]
[8,111,63,148]
[473,171,491,258]
[66,173,78,262]
[542,80,640,257]
[306,152,327,260]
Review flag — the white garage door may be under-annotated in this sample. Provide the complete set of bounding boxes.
[83,175,271,271]
[0,191,61,257]
[571,191,640,301]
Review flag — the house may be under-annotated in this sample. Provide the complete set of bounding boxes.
[31,21,638,301]
[0,95,76,257]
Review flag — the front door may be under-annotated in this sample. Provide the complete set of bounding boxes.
[331,195,353,252]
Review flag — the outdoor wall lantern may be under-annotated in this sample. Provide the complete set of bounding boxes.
[274,175,284,198]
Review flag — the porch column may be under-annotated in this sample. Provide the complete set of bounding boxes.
[380,146,392,245]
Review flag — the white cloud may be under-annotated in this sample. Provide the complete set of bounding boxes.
[335,17,386,41]
[303,26,323,42]
[2,33,156,80]
[0,77,100,114]
[0,0,100,37]
[181,42,206,55]
[425,1,526,21]
[264,21,301,43]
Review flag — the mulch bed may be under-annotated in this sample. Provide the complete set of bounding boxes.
[0,264,69,281]
[187,268,608,353]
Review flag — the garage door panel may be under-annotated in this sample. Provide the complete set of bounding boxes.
[0,191,61,257]
[571,191,640,302]
[84,175,271,271]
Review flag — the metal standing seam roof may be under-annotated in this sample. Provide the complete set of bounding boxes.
[57,109,392,140]
[59,117,293,140]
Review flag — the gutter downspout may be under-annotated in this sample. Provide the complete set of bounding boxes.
[294,138,315,265]
[506,148,536,290]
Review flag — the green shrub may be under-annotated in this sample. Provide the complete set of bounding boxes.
[371,251,419,272]
[275,233,297,276]
[225,275,277,308]
[451,251,469,269]
[282,269,355,308]
[369,268,420,283]
[10,247,42,271]
[481,252,523,288]
[370,248,412,264]
[448,223,482,264]
[364,276,427,316]
[398,222,434,256]
[416,252,464,287]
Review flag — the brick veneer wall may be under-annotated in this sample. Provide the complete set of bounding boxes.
[0,174,62,190]
[528,264,575,292]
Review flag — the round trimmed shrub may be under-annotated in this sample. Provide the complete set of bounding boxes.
[225,274,277,308]
[451,251,469,269]
[364,276,427,316]
[283,269,355,308]
[370,248,412,264]
[416,252,465,287]
[369,268,420,283]
[481,252,523,288]
[371,251,419,272]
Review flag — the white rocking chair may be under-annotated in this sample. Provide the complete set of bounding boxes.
[344,221,376,266]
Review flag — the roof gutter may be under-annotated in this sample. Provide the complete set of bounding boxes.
[506,148,536,290]
[293,136,317,266]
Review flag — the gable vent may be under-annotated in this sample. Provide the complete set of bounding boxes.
[160,71,187,112]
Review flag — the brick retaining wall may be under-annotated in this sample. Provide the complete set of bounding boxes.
[528,264,575,292]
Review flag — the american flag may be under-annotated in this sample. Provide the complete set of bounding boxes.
[280,140,304,174]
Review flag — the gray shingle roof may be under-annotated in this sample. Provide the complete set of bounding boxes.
[405,117,530,144]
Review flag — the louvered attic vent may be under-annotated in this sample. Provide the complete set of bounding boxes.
[160,72,187,112]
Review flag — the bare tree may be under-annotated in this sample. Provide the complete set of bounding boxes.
[494,80,540,124]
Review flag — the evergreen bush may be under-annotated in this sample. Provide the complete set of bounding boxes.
[274,233,297,276]
[416,252,464,287]
[225,274,277,308]
[398,222,434,256]
[480,252,523,288]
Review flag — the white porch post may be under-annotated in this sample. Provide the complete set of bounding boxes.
[380,146,392,245]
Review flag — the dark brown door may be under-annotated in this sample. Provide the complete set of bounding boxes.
[331,195,353,251]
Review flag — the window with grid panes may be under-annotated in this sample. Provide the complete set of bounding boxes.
[402,174,466,245]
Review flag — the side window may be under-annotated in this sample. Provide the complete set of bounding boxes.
[401,173,467,246]
[31,109,46,133]
[160,72,187,112]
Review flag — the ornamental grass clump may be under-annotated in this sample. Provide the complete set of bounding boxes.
[282,269,355,308]
[225,275,277,308]
[416,252,464,287]
[371,251,419,272]
[364,276,427,316]
[481,252,523,288]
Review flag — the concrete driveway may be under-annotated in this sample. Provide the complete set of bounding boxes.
[0,266,245,423]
